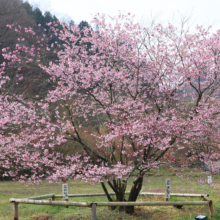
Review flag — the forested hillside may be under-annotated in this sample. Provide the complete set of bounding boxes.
[0,0,89,99]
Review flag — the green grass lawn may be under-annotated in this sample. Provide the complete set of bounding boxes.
[1,169,220,219]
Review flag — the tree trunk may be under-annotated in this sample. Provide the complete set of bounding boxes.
[115,180,126,211]
[102,179,127,211]
[101,177,143,214]
[126,176,143,214]
[101,182,116,210]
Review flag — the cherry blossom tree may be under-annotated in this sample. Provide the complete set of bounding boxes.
[1,13,220,213]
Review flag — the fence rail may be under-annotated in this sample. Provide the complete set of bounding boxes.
[9,198,210,207]
[25,193,55,200]
[10,192,213,220]
[54,192,209,198]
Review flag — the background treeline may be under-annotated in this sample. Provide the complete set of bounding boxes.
[0,0,89,98]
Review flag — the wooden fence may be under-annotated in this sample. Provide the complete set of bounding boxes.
[10,192,214,220]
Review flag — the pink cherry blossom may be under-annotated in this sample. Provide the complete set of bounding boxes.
[1,14,220,213]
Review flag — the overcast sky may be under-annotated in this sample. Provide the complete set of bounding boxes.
[25,0,220,31]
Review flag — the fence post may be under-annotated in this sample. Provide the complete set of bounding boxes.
[209,200,214,218]
[202,196,214,218]
[91,203,97,220]
[14,202,19,220]
[65,198,69,208]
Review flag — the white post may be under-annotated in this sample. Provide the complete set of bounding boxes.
[62,183,68,199]
[166,179,171,201]
[62,183,68,208]
[207,176,212,184]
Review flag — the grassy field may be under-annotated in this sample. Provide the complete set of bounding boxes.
[1,169,220,220]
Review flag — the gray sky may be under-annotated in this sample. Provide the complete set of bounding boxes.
[25,0,220,30]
